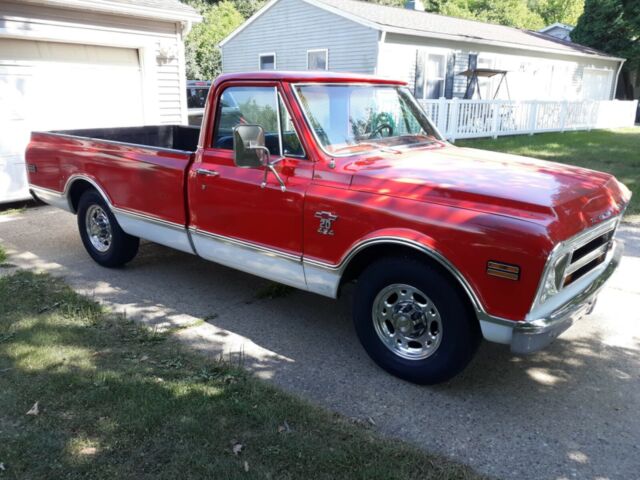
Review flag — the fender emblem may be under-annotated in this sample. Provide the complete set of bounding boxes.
[315,211,337,235]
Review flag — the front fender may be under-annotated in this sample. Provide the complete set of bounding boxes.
[303,227,484,314]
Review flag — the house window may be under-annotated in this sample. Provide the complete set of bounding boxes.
[259,53,276,70]
[307,49,328,70]
[415,52,446,99]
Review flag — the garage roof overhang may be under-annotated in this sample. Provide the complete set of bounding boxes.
[18,0,202,24]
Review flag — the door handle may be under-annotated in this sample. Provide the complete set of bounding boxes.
[195,168,219,177]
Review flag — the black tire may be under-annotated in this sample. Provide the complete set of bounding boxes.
[353,256,481,384]
[77,190,139,268]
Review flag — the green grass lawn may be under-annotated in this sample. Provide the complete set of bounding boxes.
[0,270,483,480]
[458,128,640,217]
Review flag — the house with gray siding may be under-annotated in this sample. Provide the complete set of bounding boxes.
[220,0,624,103]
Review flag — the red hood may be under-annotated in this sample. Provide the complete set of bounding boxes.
[347,145,631,241]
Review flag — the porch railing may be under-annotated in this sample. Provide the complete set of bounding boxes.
[418,98,638,141]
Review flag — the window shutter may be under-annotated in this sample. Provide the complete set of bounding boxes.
[414,50,426,99]
[444,53,455,99]
[465,53,478,99]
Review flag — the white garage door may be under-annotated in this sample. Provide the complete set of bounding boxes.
[0,39,145,203]
[582,68,613,101]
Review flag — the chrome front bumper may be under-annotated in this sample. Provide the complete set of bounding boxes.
[479,240,623,354]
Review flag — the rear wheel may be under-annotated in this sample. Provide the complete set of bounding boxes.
[353,256,480,384]
[77,190,139,267]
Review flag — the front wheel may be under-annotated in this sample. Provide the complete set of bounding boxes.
[353,257,481,384]
[77,190,139,267]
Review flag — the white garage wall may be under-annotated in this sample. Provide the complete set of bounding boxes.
[0,1,191,202]
[0,1,188,126]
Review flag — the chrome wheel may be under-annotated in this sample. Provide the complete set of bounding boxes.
[372,283,443,360]
[85,204,112,253]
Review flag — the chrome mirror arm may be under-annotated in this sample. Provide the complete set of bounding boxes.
[267,164,286,192]
[250,145,287,192]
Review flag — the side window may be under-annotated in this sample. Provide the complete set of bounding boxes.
[212,86,304,158]
[278,95,304,157]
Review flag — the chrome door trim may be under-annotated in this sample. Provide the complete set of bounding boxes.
[111,206,186,231]
[189,227,302,262]
[189,227,307,290]
[113,209,195,255]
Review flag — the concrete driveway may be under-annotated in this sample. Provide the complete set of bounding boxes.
[1,205,639,480]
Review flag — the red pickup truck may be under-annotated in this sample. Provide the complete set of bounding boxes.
[26,71,630,384]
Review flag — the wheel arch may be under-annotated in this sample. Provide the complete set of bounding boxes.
[65,175,112,214]
[338,234,485,317]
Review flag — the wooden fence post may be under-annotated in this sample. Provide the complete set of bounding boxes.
[437,96,447,137]
[491,101,500,139]
[560,101,568,133]
[528,101,538,135]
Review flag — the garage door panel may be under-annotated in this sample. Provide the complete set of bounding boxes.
[0,39,140,68]
[29,63,144,130]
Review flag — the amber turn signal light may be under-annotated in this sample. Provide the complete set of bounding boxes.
[487,261,520,281]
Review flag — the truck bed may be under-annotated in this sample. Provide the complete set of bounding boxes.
[27,125,201,229]
[48,125,200,153]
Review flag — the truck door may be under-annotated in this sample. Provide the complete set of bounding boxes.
[188,82,313,289]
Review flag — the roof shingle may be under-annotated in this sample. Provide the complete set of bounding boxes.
[315,0,618,60]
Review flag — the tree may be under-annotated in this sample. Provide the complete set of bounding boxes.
[471,0,545,30]
[184,0,245,80]
[572,0,639,98]
[230,0,267,18]
[396,0,547,30]
[531,0,584,26]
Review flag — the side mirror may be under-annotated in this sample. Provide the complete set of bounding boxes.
[233,125,267,168]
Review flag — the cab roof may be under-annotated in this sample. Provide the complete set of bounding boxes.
[214,71,406,86]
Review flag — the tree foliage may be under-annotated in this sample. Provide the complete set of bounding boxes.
[533,0,584,26]
[184,0,248,79]
[572,0,639,98]
[364,0,584,30]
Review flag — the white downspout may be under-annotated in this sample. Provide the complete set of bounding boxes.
[178,21,192,125]
[181,20,193,37]
[374,30,386,75]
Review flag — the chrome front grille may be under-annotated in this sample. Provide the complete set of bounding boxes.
[561,223,617,288]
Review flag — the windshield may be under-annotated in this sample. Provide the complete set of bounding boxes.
[294,84,442,155]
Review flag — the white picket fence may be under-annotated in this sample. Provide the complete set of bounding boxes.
[418,98,638,141]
